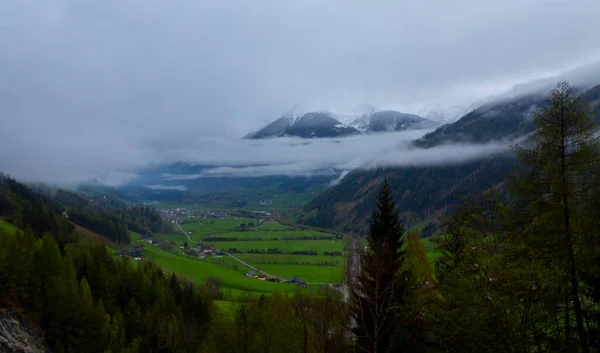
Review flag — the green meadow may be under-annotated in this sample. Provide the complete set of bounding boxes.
[252,263,344,283]
[141,240,291,295]
[0,219,18,234]
[203,239,344,254]
[203,229,338,240]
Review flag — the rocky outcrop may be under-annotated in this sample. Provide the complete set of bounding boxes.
[0,309,47,353]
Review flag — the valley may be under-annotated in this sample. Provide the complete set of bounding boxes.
[113,205,352,302]
[3,1,600,350]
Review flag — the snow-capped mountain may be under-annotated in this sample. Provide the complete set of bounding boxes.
[247,111,359,139]
[247,105,436,139]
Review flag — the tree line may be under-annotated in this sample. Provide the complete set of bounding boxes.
[204,235,339,241]
[349,82,600,352]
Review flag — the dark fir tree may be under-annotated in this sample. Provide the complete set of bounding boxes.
[512,81,600,353]
[351,179,408,353]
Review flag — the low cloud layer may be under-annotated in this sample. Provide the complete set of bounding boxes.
[146,184,187,191]
[1,1,600,186]
[0,128,514,186]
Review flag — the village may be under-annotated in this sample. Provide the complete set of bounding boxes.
[157,207,274,224]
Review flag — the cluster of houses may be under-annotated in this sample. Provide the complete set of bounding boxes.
[245,271,307,287]
[156,206,280,227]
[115,244,145,261]
[179,243,220,259]
[246,270,268,281]
[140,235,162,245]
[158,208,239,223]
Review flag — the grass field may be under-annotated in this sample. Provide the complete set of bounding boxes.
[204,239,344,254]
[149,215,348,298]
[179,218,259,241]
[156,232,189,244]
[141,240,292,295]
[234,253,344,283]
[0,219,18,234]
[253,263,344,283]
[182,217,257,231]
[233,254,343,265]
[254,222,293,231]
[203,230,338,240]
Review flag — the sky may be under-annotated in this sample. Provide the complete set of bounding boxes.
[1,0,600,186]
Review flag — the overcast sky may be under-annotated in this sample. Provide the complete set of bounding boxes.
[1,0,600,185]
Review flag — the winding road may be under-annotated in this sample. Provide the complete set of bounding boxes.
[175,221,193,242]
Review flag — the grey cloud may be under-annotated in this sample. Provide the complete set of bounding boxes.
[146,184,187,191]
[191,141,512,178]
[1,1,600,185]
[152,132,513,179]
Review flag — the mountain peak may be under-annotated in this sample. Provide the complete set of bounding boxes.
[247,106,434,139]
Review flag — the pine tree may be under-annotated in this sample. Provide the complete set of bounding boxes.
[351,178,408,353]
[513,81,600,352]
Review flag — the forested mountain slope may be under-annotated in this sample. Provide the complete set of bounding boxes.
[0,174,171,243]
[301,85,600,234]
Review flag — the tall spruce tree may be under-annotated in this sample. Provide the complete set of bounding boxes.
[351,178,408,353]
[513,81,600,353]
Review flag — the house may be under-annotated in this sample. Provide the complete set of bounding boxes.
[203,249,213,256]
[246,270,258,278]
[132,244,144,250]
[151,239,161,245]
[288,276,307,287]
[128,250,144,261]
[116,250,144,261]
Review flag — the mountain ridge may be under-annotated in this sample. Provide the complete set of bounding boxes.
[300,84,600,234]
[247,108,435,139]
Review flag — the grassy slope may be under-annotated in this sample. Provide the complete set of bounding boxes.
[141,240,292,295]
[422,237,441,261]
[72,223,113,245]
[213,300,241,319]
[0,219,18,234]
[405,221,429,235]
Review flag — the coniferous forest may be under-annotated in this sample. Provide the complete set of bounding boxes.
[2,82,600,352]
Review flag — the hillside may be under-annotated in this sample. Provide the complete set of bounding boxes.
[363,110,436,132]
[300,155,514,234]
[301,84,600,234]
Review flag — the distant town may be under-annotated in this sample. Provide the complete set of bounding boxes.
[157,207,274,224]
